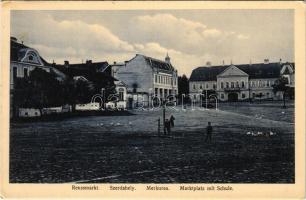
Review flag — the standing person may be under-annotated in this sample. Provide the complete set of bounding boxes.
[165,119,171,135]
[170,115,175,128]
[205,122,213,142]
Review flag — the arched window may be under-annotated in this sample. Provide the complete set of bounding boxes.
[221,82,224,89]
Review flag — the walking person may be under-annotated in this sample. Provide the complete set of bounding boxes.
[170,115,175,128]
[205,122,213,142]
[165,119,171,135]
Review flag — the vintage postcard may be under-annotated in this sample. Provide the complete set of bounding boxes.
[0,1,305,199]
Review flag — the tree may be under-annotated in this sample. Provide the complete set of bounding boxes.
[14,68,64,109]
[178,74,189,104]
[272,76,290,108]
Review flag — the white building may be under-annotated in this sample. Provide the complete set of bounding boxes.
[113,54,178,108]
[189,60,294,102]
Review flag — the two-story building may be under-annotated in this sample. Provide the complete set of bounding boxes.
[113,54,178,108]
[189,60,294,102]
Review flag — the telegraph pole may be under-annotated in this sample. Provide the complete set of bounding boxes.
[163,99,166,135]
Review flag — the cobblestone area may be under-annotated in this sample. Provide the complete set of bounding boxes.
[10,104,294,183]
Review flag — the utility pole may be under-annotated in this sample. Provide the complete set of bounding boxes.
[163,99,166,135]
[205,89,208,109]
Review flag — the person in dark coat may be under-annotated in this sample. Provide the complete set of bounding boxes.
[170,115,175,127]
[205,122,213,142]
[165,119,171,135]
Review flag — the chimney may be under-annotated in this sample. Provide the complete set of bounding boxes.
[279,58,282,64]
[64,60,69,68]
[264,59,269,64]
[206,61,211,67]
[113,61,117,65]
[222,60,225,66]
[86,60,92,65]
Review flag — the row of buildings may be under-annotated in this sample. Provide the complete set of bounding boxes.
[10,37,178,115]
[189,60,295,102]
[10,36,295,116]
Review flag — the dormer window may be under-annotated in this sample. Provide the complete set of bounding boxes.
[29,55,34,61]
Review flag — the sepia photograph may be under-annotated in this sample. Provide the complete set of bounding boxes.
[1,1,305,198]
[8,8,296,184]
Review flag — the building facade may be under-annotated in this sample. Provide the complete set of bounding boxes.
[189,60,294,102]
[10,37,66,117]
[10,37,66,90]
[113,54,178,108]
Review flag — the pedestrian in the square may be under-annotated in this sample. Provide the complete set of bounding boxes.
[165,119,171,135]
[205,121,213,142]
[170,115,175,127]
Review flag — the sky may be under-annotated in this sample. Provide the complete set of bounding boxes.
[11,10,294,77]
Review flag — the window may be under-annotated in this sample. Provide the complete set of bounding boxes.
[171,78,173,85]
[258,81,261,87]
[155,88,158,96]
[193,84,196,90]
[25,112,28,116]
[221,82,224,89]
[267,81,270,87]
[266,93,270,98]
[226,82,229,88]
[206,84,208,89]
[119,88,124,101]
[252,93,255,98]
[213,83,216,89]
[231,82,234,88]
[242,93,246,98]
[155,75,157,83]
[221,94,224,99]
[252,81,255,87]
[24,68,28,78]
[158,76,160,83]
[241,81,245,88]
[236,81,239,88]
[28,55,33,61]
[199,85,202,89]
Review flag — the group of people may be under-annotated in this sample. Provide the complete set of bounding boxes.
[162,115,214,142]
[164,115,175,135]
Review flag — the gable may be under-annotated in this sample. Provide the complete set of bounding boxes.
[280,64,294,75]
[217,65,249,77]
[20,49,44,66]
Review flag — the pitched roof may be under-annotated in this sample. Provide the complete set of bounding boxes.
[189,62,294,82]
[11,39,49,65]
[141,55,175,72]
[65,61,109,72]
[189,65,227,81]
[11,39,29,62]
[53,64,116,83]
